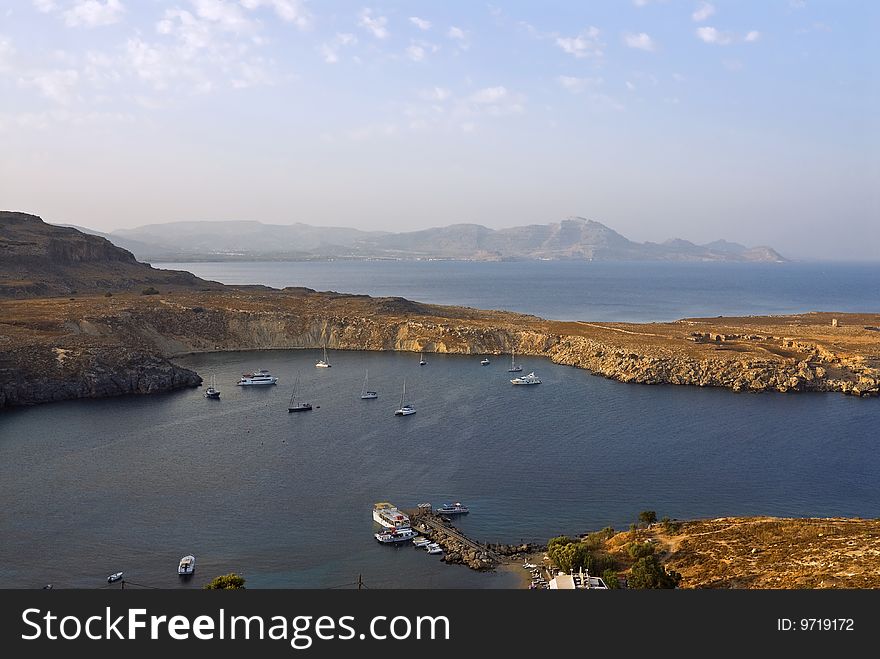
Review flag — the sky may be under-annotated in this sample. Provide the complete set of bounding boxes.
[0,0,877,260]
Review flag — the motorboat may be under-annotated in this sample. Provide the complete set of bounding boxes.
[435,502,469,515]
[178,555,196,576]
[510,371,541,385]
[107,572,123,583]
[412,537,431,547]
[375,527,418,544]
[237,369,277,386]
[426,543,443,554]
[480,357,490,365]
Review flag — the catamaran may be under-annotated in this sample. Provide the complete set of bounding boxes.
[394,379,416,416]
[288,375,313,412]
[315,346,331,368]
[508,350,523,373]
[360,369,378,399]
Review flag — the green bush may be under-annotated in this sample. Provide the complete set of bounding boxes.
[638,510,658,526]
[204,573,246,590]
[628,556,681,589]
[626,541,656,559]
[141,287,159,295]
[602,569,620,589]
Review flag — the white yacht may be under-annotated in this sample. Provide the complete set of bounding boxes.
[375,527,418,544]
[480,357,490,366]
[237,369,277,386]
[178,555,196,576]
[315,346,331,368]
[394,379,416,416]
[373,502,410,529]
[419,352,427,366]
[360,369,378,399]
[511,371,541,385]
[508,350,523,373]
[435,502,469,515]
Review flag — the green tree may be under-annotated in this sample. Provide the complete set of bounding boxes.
[626,541,655,559]
[602,569,620,589]
[205,573,246,590]
[638,510,658,526]
[628,556,681,589]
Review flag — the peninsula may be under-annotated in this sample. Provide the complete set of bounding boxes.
[1,212,877,409]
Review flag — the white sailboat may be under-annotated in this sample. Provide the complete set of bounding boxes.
[360,369,378,399]
[508,349,522,373]
[394,379,416,416]
[419,352,427,366]
[204,374,221,398]
[315,345,331,368]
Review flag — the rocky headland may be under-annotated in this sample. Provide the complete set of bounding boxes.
[1,212,878,409]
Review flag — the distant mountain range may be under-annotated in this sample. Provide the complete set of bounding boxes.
[60,217,786,263]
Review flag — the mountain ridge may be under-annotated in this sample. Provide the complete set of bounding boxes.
[69,216,786,263]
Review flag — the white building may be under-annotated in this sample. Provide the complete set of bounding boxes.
[548,570,609,590]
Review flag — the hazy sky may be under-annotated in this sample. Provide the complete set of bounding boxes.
[0,0,877,259]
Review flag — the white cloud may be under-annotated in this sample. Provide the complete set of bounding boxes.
[358,8,389,39]
[19,69,80,104]
[406,43,425,62]
[240,0,312,30]
[745,30,760,42]
[320,32,357,63]
[556,75,603,93]
[789,0,806,8]
[695,26,732,45]
[32,0,57,13]
[187,0,251,32]
[623,32,655,51]
[692,2,715,22]
[0,36,14,73]
[419,86,451,101]
[63,0,124,28]
[409,16,430,31]
[470,86,507,104]
[447,26,465,40]
[625,80,636,91]
[555,27,602,59]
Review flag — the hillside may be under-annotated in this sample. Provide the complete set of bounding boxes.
[0,212,223,298]
[75,217,786,263]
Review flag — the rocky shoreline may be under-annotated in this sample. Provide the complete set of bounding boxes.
[1,289,878,409]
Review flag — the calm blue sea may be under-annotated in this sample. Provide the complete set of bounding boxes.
[156,260,880,322]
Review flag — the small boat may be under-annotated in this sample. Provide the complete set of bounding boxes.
[107,571,123,583]
[237,369,277,386]
[508,350,523,373]
[419,352,427,366]
[510,371,541,385]
[375,527,419,544]
[412,537,431,547]
[315,346,331,368]
[426,543,443,554]
[435,502,469,515]
[287,375,313,412]
[360,369,378,399]
[178,555,196,576]
[480,357,490,366]
[394,379,416,416]
[204,374,221,399]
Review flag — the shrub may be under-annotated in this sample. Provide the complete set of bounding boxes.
[626,541,655,560]
[638,510,658,526]
[205,573,246,590]
[141,287,160,295]
[602,569,620,589]
[628,556,681,589]
[104,291,113,297]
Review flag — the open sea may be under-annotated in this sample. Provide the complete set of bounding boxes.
[1,260,878,588]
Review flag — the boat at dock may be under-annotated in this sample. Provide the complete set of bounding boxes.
[373,502,410,529]
[412,537,431,547]
[375,527,418,544]
[360,369,378,399]
[237,369,277,386]
[510,371,541,385]
[178,555,196,576]
[425,543,443,554]
[436,502,469,515]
